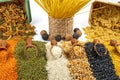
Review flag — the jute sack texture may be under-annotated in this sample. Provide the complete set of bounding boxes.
[49,16,73,37]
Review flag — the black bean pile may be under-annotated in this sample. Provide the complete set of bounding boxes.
[84,42,119,80]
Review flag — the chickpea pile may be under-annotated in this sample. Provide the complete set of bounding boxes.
[62,40,96,80]
[68,59,95,80]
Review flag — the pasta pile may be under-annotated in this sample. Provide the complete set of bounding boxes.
[35,0,90,19]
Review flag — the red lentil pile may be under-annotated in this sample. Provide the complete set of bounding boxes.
[0,40,18,80]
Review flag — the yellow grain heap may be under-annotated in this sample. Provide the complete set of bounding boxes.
[84,1,120,78]
[35,0,90,19]
[62,41,96,80]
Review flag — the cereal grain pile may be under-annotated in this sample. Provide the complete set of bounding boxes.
[62,41,96,80]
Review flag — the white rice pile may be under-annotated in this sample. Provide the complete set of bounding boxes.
[45,42,54,61]
[51,46,62,59]
[45,42,72,80]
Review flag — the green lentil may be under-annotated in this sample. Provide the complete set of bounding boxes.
[14,40,47,80]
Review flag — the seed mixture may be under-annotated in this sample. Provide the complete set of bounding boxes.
[62,41,96,80]
[14,40,47,80]
[40,28,82,41]
[84,1,120,78]
[0,2,35,40]
[84,42,119,80]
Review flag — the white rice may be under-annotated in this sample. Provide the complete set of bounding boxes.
[51,46,62,59]
[45,42,72,80]
[45,42,54,61]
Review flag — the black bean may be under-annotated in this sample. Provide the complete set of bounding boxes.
[42,33,49,40]
[73,28,80,33]
[73,33,79,39]
[55,35,61,42]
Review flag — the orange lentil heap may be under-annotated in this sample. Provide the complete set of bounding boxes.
[62,40,96,80]
[84,1,120,78]
[0,2,35,40]
[0,40,18,80]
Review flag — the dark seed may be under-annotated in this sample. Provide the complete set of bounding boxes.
[40,30,47,36]
[74,28,80,33]
[55,35,61,42]
[73,33,79,39]
[61,37,65,40]
[42,33,49,40]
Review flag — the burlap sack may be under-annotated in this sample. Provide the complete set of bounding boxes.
[49,16,73,38]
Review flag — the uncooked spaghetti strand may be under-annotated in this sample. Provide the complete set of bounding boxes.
[35,0,90,18]
[59,0,73,18]
[68,0,90,18]
[62,0,80,18]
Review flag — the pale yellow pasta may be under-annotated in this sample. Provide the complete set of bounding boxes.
[35,0,90,19]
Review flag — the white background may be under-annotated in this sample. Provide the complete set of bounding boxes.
[29,0,120,42]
